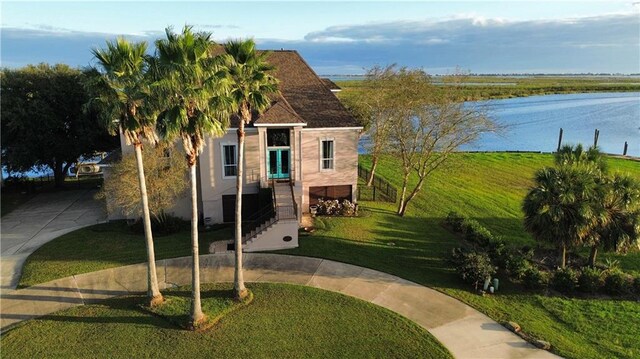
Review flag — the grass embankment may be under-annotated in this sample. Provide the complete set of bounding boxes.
[280,153,640,359]
[18,222,233,288]
[336,75,640,102]
[1,283,451,359]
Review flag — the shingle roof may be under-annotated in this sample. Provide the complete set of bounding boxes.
[321,78,342,91]
[230,50,359,128]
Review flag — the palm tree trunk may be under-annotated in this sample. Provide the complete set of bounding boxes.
[134,143,163,306]
[188,159,204,326]
[234,118,248,300]
[589,246,598,268]
[560,244,567,269]
[366,157,378,186]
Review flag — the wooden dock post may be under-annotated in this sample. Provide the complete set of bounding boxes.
[593,129,600,147]
[623,141,628,156]
[557,128,563,152]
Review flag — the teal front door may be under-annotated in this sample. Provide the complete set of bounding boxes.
[268,149,290,179]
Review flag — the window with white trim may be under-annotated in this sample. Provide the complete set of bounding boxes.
[222,144,237,177]
[321,139,334,170]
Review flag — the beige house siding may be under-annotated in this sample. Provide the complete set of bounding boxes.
[111,126,360,224]
[198,129,260,224]
[299,128,360,212]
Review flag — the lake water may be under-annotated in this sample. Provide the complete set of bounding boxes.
[360,92,640,157]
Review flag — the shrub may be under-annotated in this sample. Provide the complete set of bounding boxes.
[506,254,532,280]
[603,270,632,295]
[486,237,509,268]
[633,276,640,295]
[551,268,578,293]
[445,211,465,232]
[129,212,188,236]
[340,199,357,216]
[461,218,494,246]
[452,249,496,289]
[522,267,547,290]
[316,198,357,216]
[578,267,604,294]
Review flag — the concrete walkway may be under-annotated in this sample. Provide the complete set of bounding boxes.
[0,253,557,358]
[0,189,107,289]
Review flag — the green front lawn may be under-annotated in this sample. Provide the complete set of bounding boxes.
[1,283,451,359]
[14,153,640,358]
[18,222,233,288]
[277,153,640,359]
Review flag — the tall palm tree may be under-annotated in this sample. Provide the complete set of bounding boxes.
[523,166,600,268]
[154,26,229,327]
[220,39,278,300]
[87,38,163,306]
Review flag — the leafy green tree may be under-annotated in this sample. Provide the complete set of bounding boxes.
[386,69,496,216]
[86,38,164,306]
[220,39,278,300]
[154,26,229,327]
[97,145,187,222]
[1,64,117,186]
[523,166,600,268]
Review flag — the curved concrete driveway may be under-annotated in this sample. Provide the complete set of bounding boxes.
[0,253,558,358]
[0,189,107,289]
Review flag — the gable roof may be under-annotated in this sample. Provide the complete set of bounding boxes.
[321,78,342,91]
[230,50,360,129]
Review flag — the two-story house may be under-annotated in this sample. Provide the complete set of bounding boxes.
[109,49,362,252]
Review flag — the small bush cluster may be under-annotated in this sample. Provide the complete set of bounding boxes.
[551,268,579,293]
[603,270,633,295]
[446,210,639,298]
[577,268,603,294]
[451,248,496,289]
[315,199,357,216]
[506,254,533,280]
[129,212,187,236]
[522,267,548,290]
[446,211,496,247]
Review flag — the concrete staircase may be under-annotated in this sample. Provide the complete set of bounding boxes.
[209,181,299,254]
[243,181,299,251]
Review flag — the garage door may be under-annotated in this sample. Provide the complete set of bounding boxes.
[309,185,352,206]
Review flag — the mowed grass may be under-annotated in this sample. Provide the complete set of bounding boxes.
[280,153,640,359]
[1,283,452,359]
[18,222,233,288]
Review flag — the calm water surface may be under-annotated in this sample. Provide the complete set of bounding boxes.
[360,92,640,157]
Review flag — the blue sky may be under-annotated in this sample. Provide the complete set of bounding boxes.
[2,1,639,74]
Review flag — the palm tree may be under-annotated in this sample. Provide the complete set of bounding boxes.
[555,144,607,173]
[553,145,640,266]
[154,26,229,327]
[220,39,278,299]
[523,166,600,268]
[87,38,163,306]
[590,174,640,266]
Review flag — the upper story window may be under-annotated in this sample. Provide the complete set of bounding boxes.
[321,139,334,170]
[222,144,237,178]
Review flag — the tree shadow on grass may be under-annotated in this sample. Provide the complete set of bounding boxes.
[288,208,540,291]
[11,296,178,330]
